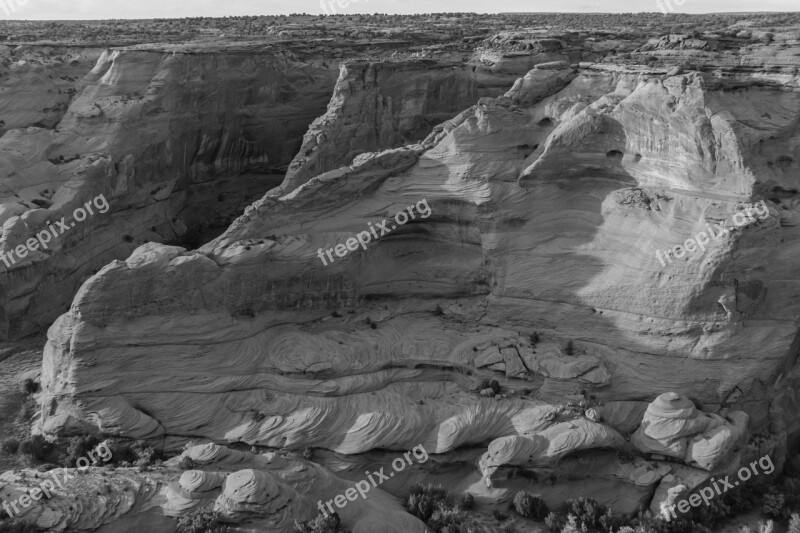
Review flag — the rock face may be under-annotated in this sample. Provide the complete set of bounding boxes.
[0,42,556,340]
[631,393,749,471]
[0,44,342,339]
[2,16,798,531]
[0,443,425,532]
[38,49,800,514]
[277,60,484,196]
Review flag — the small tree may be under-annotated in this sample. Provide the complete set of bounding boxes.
[293,511,345,533]
[513,491,549,520]
[788,514,800,533]
[176,510,229,533]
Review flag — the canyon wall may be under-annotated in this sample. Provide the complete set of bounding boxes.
[37,55,800,518]
[0,44,342,339]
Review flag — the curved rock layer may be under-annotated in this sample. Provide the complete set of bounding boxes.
[0,444,425,532]
[0,45,340,339]
[278,59,484,196]
[40,57,800,461]
[0,40,565,340]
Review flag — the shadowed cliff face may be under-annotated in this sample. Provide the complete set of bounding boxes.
[1,22,798,531]
[0,44,553,340]
[38,58,800,512]
[0,47,340,339]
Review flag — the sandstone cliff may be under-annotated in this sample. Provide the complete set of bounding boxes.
[36,54,800,521]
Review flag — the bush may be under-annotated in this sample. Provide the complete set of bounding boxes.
[564,497,605,530]
[21,379,38,395]
[762,492,788,519]
[562,340,574,356]
[176,510,229,533]
[178,455,196,470]
[406,484,450,522]
[0,519,40,532]
[530,332,540,345]
[405,484,482,533]
[58,434,100,468]
[458,493,475,510]
[18,435,52,461]
[492,509,508,521]
[789,514,800,533]
[545,512,566,533]
[1,438,20,455]
[489,380,501,395]
[513,491,549,519]
[293,511,346,533]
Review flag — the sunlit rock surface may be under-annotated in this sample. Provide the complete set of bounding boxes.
[9,23,800,531]
[0,444,424,532]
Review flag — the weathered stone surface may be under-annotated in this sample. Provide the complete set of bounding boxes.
[631,393,748,471]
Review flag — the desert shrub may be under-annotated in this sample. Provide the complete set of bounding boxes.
[58,434,100,468]
[546,512,566,532]
[562,340,574,355]
[18,435,52,461]
[406,484,450,522]
[513,491,549,519]
[0,519,40,532]
[762,492,788,519]
[293,511,346,533]
[176,510,229,533]
[21,379,38,395]
[429,506,481,532]
[458,493,475,510]
[1,438,20,454]
[492,509,508,521]
[178,455,196,470]
[789,514,800,533]
[489,380,501,395]
[530,331,540,345]
[758,521,775,533]
[564,497,606,530]
[406,484,482,532]
[560,515,581,533]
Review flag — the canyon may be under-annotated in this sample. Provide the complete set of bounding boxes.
[1,12,799,533]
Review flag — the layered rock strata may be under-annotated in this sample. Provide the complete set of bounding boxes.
[0,443,424,532]
[26,37,800,531]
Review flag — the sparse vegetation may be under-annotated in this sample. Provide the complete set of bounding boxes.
[513,491,549,520]
[562,340,575,356]
[176,510,229,533]
[293,511,348,533]
[0,519,39,532]
[405,484,482,532]
[1,438,20,455]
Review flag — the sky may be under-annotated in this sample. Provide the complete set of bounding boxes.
[0,0,797,20]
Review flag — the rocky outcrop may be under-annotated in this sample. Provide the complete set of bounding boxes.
[631,393,749,471]
[0,45,105,132]
[0,45,342,339]
[39,62,800,459]
[277,60,483,196]
[0,443,425,532]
